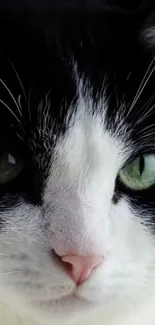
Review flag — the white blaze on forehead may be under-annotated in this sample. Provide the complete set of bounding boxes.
[44,95,128,256]
[50,98,125,187]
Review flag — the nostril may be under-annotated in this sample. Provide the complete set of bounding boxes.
[52,249,74,278]
[61,255,104,285]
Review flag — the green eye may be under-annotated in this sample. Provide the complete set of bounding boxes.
[0,152,23,184]
[119,154,155,190]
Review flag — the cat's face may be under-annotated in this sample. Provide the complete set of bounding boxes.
[0,2,155,324]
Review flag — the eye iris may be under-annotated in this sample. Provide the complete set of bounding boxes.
[0,152,23,184]
[119,153,155,191]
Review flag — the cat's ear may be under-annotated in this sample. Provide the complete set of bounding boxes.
[141,13,155,49]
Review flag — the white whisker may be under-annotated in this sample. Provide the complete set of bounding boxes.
[0,99,21,125]
[28,87,32,123]
[0,271,21,276]
[8,58,27,99]
[137,103,155,124]
[137,123,155,135]
[140,93,155,112]
[127,56,155,116]
[0,78,22,116]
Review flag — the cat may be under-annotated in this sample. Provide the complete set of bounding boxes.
[0,1,155,324]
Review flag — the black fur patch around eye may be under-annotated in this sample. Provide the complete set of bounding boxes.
[0,1,154,214]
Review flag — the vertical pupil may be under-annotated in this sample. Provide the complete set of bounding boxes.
[139,156,144,176]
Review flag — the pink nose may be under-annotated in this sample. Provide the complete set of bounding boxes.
[61,255,103,285]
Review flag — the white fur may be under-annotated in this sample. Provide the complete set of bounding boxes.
[0,91,155,325]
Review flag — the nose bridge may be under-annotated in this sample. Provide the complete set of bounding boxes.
[48,184,106,256]
[46,158,111,257]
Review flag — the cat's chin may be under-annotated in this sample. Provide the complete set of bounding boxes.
[27,294,98,324]
[31,294,99,316]
[33,293,95,308]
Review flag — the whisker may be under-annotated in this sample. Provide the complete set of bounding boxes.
[0,99,21,125]
[28,87,32,123]
[8,58,27,99]
[136,275,155,285]
[139,93,155,112]
[0,270,21,276]
[137,103,155,124]
[0,78,22,116]
[132,94,155,126]
[132,56,155,103]
[137,123,155,135]
[18,94,22,110]
[127,56,155,116]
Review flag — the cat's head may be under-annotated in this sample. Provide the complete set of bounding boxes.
[0,1,155,324]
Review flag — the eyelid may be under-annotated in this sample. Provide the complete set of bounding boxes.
[121,153,147,170]
[120,156,137,170]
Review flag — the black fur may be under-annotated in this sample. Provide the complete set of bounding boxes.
[0,0,155,217]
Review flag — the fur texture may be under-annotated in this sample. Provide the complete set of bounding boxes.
[0,1,155,325]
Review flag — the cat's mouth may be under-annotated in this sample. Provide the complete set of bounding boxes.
[33,291,94,304]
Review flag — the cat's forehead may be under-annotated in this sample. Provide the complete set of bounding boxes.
[0,2,154,210]
[0,4,155,163]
